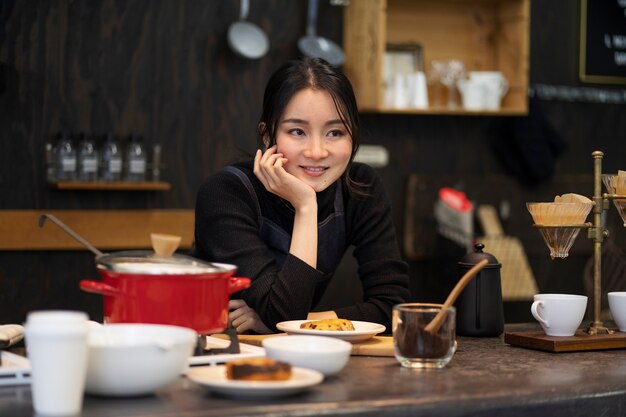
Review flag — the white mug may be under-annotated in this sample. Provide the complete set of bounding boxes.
[608,292,626,331]
[531,294,587,336]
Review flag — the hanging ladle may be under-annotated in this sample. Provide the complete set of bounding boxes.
[39,214,104,257]
[424,259,489,334]
[227,0,269,60]
[298,0,345,66]
[39,214,180,257]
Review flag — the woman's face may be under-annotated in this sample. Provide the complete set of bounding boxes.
[269,88,353,193]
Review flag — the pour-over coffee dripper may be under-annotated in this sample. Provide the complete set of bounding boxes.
[526,202,594,259]
[602,174,626,227]
[536,227,583,259]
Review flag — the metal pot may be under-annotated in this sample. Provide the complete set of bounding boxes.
[80,251,250,334]
[38,214,250,335]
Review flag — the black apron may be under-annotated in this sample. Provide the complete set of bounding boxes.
[225,166,347,307]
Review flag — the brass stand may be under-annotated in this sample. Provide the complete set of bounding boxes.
[532,150,626,335]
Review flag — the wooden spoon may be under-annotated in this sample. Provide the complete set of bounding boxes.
[150,233,182,257]
[424,258,489,334]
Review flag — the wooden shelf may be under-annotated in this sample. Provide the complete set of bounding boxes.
[0,209,194,251]
[50,181,171,191]
[343,0,530,116]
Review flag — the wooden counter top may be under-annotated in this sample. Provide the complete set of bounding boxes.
[2,323,626,417]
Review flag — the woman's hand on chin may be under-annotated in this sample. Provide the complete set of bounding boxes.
[253,147,316,210]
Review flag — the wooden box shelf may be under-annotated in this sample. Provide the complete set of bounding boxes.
[343,0,530,115]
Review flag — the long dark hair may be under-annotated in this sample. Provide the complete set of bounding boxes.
[258,57,367,196]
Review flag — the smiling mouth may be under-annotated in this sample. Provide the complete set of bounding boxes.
[300,166,328,173]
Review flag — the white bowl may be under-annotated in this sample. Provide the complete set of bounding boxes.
[262,335,352,376]
[86,323,197,396]
[608,292,626,332]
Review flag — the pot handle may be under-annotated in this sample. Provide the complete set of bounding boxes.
[79,280,118,297]
[228,277,251,294]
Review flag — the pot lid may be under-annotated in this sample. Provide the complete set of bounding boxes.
[458,243,501,268]
[96,251,236,275]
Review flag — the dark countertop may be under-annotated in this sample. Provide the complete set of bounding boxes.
[2,323,626,417]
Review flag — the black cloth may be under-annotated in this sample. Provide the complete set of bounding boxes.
[193,161,410,331]
[491,97,567,186]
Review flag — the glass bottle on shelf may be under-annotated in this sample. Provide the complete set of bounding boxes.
[77,133,99,181]
[54,131,77,181]
[45,141,56,182]
[99,133,122,181]
[151,144,161,182]
[124,134,147,182]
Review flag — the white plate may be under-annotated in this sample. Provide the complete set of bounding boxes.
[188,336,266,366]
[187,365,323,398]
[276,320,386,342]
[0,351,31,386]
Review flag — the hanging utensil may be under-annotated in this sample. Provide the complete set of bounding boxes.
[298,0,345,66]
[39,214,104,257]
[227,0,269,60]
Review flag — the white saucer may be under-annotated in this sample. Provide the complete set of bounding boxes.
[187,365,323,398]
[276,320,386,342]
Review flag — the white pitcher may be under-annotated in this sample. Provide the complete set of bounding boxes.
[457,79,485,111]
[469,71,508,110]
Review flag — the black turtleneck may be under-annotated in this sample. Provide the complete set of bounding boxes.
[194,160,410,331]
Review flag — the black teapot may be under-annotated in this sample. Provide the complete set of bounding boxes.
[455,243,504,337]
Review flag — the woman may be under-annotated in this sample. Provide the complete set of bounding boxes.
[194,58,410,334]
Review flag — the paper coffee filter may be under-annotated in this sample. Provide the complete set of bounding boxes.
[603,172,626,196]
[554,193,592,204]
[526,202,593,225]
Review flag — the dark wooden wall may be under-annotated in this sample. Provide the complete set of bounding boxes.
[1,0,625,325]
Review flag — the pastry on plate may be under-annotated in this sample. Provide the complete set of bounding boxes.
[299,318,355,331]
[225,358,292,381]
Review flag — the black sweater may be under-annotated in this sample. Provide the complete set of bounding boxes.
[194,161,410,331]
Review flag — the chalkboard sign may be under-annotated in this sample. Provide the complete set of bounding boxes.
[579,0,626,84]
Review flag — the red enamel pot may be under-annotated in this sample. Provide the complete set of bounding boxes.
[80,251,250,334]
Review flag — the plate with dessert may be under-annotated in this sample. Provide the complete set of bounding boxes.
[276,318,386,342]
[187,358,323,398]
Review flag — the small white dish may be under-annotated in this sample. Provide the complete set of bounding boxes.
[276,320,386,342]
[86,323,197,397]
[186,365,323,398]
[263,335,351,376]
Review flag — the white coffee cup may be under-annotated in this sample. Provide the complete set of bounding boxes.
[25,310,89,416]
[608,292,626,331]
[531,294,587,336]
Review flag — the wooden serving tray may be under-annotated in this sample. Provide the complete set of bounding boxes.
[225,334,395,357]
[504,329,626,352]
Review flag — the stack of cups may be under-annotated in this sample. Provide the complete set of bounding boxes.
[25,311,89,416]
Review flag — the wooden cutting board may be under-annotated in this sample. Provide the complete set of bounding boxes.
[229,334,395,357]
